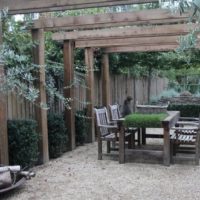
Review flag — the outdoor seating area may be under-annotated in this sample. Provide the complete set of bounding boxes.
[95,105,199,166]
[1,0,200,199]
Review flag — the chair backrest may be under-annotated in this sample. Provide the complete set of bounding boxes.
[109,104,122,121]
[94,107,110,136]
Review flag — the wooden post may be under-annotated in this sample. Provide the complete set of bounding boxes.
[102,53,110,107]
[85,47,95,142]
[32,29,49,164]
[0,21,9,164]
[63,40,76,150]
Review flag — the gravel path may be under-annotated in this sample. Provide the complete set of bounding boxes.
[1,129,200,200]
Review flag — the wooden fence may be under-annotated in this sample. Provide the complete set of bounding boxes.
[7,74,168,120]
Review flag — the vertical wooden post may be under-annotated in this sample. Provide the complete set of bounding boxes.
[32,29,49,164]
[63,40,76,150]
[0,20,9,164]
[101,53,110,107]
[85,48,95,142]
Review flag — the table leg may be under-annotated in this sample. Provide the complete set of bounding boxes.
[142,127,146,145]
[163,127,170,166]
[119,125,125,164]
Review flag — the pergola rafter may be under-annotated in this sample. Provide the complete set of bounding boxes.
[75,36,179,48]
[32,9,191,31]
[0,0,158,14]
[52,24,196,41]
[103,45,179,53]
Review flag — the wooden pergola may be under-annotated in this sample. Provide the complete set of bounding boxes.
[0,0,195,165]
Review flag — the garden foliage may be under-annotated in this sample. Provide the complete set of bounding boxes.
[167,104,200,117]
[75,110,89,145]
[8,120,39,167]
[47,113,68,158]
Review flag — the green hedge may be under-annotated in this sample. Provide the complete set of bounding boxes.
[167,104,200,117]
[124,113,168,128]
[8,120,39,167]
[48,113,68,158]
[75,110,89,145]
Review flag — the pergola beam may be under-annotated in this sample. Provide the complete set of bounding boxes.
[52,24,195,41]
[103,45,178,53]
[1,0,158,15]
[75,35,179,48]
[33,9,190,31]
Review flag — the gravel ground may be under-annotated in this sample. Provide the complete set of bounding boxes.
[1,129,200,200]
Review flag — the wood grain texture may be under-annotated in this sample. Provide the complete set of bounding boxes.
[63,40,76,150]
[32,29,49,164]
[52,24,195,41]
[103,45,178,53]
[0,21,9,165]
[101,54,110,107]
[75,35,180,48]
[1,0,158,14]
[85,48,95,143]
[35,9,190,30]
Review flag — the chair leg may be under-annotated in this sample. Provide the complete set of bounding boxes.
[127,134,134,149]
[107,141,111,153]
[132,132,135,148]
[98,139,102,160]
[195,140,199,165]
[137,128,141,146]
[170,140,174,164]
[142,127,146,145]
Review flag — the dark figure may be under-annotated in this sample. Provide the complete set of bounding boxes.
[122,96,133,117]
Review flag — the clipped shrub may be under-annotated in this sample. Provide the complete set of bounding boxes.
[75,109,89,145]
[8,120,39,168]
[125,113,168,128]
[167,104,200,117]
[47,113,68,158]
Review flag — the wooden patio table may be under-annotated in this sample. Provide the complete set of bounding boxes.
[117,111,180,166]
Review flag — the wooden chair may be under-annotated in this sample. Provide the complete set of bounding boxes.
[109,104,140,146]
[94,107,132,160]
[170,116,200,165]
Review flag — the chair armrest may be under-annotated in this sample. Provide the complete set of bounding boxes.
[108,121,116,125]
[171,127,199,131]
[179,117,199,121]
[98,125,118,129]
[176,121,199,126]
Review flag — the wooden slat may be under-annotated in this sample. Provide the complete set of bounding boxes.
[32,29,49,164]
[52,24,195,41]
[1,0,158,14]
[34,9,190,30]
[75,35,180,48]
[63,40,76,150]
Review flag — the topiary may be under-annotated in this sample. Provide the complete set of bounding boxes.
[47,113,68,158]
[75,109,89,145]
[8,120,39,168]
